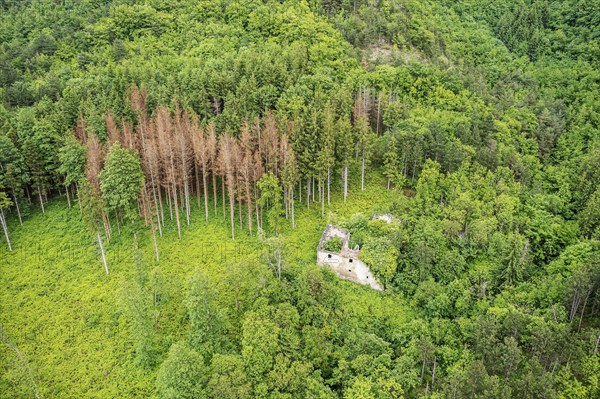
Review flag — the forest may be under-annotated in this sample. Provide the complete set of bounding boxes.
[0,0,599,398]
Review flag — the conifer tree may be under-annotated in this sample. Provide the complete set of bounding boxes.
[156,107,182,239]
[337,115,353,202]
[99,143,144,223]
[191,121,211,222]
[383,134,400,190]
[354,95,374,192]
[58,138,86,209]
[281,134,299,228]
[239,120,255,234]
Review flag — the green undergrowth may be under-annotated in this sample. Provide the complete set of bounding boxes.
[0,172,410,398]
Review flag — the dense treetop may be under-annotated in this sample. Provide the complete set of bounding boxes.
[0,1,599,398]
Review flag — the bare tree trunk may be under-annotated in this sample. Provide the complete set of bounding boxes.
[65,185,71,209]
[291,188,295,229]
[102,212,112,243]
[97,231,109,274]
[172,187,181,239]
[578,290,591,331]
[0,209,12,252]
[327,167,331,205]
[432,356,437,387]
[75,183,82,215]
[202,172,209,222]
[229,190,235,241]
[255,196,261,230]
[361,148,365,191]
[321,179,325,217]
[195,164,201,209]
[115,210,121,235]
[151,185,162,237]
[221,177,226,220]
[184,180,191,226]
[167,189,173,220]
[306,177,310,208]
[299,180,302,203]
[12,189,22,225]
[37,185,45,214]
[343,165,348,202]
[212,174,218,216]
[284,187,289,220]
[238,194,243,229]
[247,192,253,236]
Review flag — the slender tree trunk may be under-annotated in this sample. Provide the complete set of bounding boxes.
[167,189,173,220]
[102,212,111,243]
[195,164,201,210]
[284,187,289,219]
[312,176,315,202]
[152,185,163,237]
[157,186,165,227]
[432,356,437,387]
[97,231,108,274]
[212,174,218,216]
[115,210,121,235]
[247,190,253,236]
[578,290,591,331]
[321,179,325,217]
[172,186,181,239]
[361,148,366,191]
[75,183,82,214]
[37,185,45,214]
[343,165,348,202]
[219,177,225,220]
[255,196,260,230]
[299,180,302,203]
[291,188,295,229]
[327,167,331,205]
[0,209,12,252]
[184,180,191,226]
[65,185,71,209]
[12,189,22,225]
[229,189,235,240]
[202,171,209,222]
[306,177,310,208]
[25,186,31,205]
[238,194,243,229]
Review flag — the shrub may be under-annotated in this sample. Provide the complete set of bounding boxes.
[322,236,343,253]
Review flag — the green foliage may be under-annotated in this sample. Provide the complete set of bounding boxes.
[322,236,343,253]
[99,143,144,221]
[58,138,86,186]
[155,341,207,399]
[1,0,600,397]
[258,172,283,235]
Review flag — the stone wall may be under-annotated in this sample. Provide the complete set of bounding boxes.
[316,224,383,291]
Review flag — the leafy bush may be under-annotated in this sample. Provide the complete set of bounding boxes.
[322,236,343,253]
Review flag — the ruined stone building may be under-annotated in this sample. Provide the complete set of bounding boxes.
[316,224,383,291]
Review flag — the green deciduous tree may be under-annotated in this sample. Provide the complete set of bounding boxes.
[257,172,283,235]
[156,341,207,399]
[99,143,144,222]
